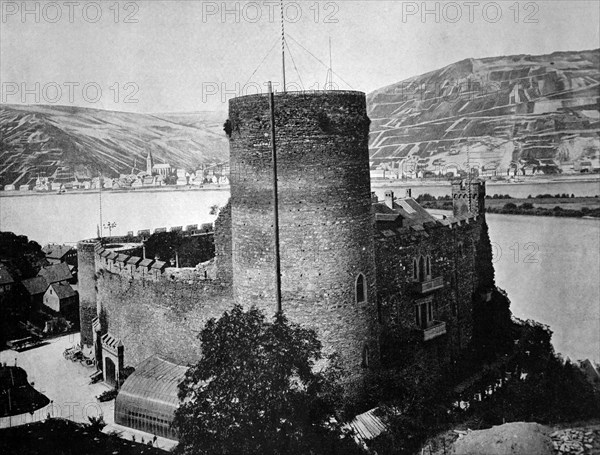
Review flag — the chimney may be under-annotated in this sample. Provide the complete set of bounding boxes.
[406,189,412,198]
[384,190,395,209]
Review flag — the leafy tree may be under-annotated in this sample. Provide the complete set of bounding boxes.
[173,305,363,455]
[144,232,214,267]
[0,231,46,280]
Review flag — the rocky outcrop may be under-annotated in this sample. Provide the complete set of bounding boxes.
[451,422,554,455]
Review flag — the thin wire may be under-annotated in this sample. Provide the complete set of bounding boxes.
[280,0,286,91]
[285,40,304,90]
[245,37,281,86]
[287,33,355,90]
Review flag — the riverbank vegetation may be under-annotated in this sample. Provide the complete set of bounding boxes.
[416,194,600,218]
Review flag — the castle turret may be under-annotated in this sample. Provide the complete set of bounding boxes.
[452,178,486,217]
[227,91,377,378]
[77,240,99,347]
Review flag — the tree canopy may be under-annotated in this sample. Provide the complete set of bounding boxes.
[143,231,214,268]
[173,305,364,455]
[0,231,46,280]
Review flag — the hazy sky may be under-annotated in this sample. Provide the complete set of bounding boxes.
[1,0,598,113]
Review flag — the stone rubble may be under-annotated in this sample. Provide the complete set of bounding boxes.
[550,429,599,455]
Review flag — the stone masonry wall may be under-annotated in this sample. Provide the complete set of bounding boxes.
[214,200,233,286]
[228,91,378,377]
[375,217,483,365]
[77,240,98,347]
[96,265,233,367]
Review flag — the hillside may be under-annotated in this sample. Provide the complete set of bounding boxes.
[367,49,600,174]
[0,104,228,187]
[2,50,599,187]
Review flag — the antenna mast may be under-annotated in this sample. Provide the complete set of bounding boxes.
[280,0,286,92]
[98,168,103,238]
[325,37,334,89]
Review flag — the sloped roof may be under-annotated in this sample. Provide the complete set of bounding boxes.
[49,282,77,300]
[42,244,74,260]
[374,197,440,228]
[0,266,15,286]
[38,263,72,284]
[344,408,386,442]
[101,333,123,350]
[22,276,48,295]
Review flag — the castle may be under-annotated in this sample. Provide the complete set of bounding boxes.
[77,91,489,437]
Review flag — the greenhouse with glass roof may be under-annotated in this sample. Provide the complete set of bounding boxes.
[114,355,188,440]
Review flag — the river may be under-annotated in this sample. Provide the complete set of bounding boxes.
[1,181,598,362]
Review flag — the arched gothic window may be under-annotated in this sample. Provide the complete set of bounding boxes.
[356,273,366,304]
[418,256,426,282]
[362,345,370,368]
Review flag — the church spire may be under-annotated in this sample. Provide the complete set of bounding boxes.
[146,151,154,175]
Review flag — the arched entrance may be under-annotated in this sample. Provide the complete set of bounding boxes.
[105,357,117,387]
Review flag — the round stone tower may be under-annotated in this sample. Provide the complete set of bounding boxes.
[228,91,378,376]
[77,240,98,347]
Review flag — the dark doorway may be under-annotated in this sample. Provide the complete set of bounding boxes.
[105,357,117,387]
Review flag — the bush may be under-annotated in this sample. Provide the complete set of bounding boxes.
[520,203,534,210]
[87,415,107,432]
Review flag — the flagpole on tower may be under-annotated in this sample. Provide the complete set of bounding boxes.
[280,0,287,92]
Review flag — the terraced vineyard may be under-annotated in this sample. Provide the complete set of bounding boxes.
[0,104,228,188]
[367,49,600,175]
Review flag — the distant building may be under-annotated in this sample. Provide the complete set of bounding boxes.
[153,163,172,177]
[42,244,77,267]
[176,169,189,186]
[43,282,78,316]
[574,158,599,173]
[4,184,16,191]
